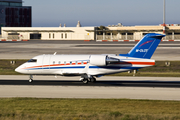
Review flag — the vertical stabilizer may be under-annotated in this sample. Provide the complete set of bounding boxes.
[120,33,165,59]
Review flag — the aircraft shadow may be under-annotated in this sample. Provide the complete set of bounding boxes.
[0,80,180,88]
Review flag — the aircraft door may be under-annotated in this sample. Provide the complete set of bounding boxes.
[42,55,51,72]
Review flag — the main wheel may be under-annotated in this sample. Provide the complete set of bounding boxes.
[90,77,96,83]
[82,79,88,84]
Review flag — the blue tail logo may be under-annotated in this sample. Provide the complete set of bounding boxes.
[120,33,165,59]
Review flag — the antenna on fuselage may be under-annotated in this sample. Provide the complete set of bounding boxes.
[54,52,57,55]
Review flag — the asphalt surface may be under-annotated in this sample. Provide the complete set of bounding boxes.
[0,76,180,100]
[1,40,180,45]
[0,76,180,88]
[1,40,180,60]
[0,80,180,88]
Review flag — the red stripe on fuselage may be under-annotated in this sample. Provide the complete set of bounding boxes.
[23,63,83,69]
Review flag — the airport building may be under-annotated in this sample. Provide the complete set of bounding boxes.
[0,0,31,33]
[1,22,180,41]
[1,22,95,40]
[96,23,180,41]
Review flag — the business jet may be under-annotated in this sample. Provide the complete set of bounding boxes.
[15,33,165,84]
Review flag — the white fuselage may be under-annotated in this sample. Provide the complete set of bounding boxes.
[15,54,155,77]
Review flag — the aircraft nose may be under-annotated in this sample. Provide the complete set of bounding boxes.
[15,67,21,73]
[15,65,25,73]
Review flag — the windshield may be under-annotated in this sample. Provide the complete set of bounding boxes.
[27,59,37,63]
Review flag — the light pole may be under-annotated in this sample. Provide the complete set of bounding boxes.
[163,0,166,34]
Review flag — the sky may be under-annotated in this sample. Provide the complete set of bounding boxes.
[24,0,180,27]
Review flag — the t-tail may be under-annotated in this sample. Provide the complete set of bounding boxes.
[120,33,166,59]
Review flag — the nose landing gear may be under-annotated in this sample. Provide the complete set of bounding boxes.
[29,75,33,83]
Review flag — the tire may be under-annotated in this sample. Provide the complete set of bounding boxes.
[29,79,33,83]
[90,78,96,83]
[82,79,88,84]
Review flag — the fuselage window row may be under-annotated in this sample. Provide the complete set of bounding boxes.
[52,61,88,65]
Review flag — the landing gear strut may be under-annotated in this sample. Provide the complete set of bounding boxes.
[29,75,33,83]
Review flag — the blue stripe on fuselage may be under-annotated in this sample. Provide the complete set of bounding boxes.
[26,66,142,70]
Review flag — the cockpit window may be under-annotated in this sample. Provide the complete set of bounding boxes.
[27,59,37,62]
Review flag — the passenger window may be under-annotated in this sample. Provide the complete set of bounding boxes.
[58,61,61,64]
[27,59,37,62]
[70,61,72,65]
[53,61,55,64]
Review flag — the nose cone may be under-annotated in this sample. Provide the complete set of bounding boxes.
[15,64,27,74]
[15,66,22,73]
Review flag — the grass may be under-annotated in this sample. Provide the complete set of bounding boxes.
[1,60,180,77]
[0,59,27,75]
[0,98,180,120]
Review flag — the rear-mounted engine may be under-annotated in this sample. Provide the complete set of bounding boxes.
[89,55,119,66]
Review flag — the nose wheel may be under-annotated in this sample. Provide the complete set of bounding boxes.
[29,79,33,83]
[29,75,33,83]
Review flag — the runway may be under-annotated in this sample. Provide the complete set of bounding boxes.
[0,78,180,88]
[0,75,180,100]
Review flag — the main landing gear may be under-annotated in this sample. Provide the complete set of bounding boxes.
[89,77,96,83]
[29,75,33,83]
[80,75,96,84]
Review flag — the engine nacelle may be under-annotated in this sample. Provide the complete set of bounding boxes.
[90,55,107,66]
[89,55,120,66]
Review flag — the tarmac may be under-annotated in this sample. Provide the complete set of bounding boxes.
[0,40,180,60]
[0,75,180,100]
